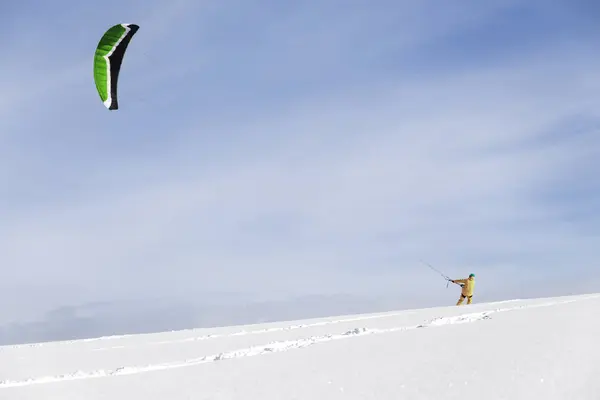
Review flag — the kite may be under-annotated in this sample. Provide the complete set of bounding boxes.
[93,23,139,110]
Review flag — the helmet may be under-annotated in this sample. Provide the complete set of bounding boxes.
[469,273,475,278]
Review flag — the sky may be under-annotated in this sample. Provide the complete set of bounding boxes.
[1,0,599,325]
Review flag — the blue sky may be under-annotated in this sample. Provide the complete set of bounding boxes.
[1,0,599,324]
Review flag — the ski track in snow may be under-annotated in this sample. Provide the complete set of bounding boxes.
[2,298,528,352]
[0,295,596,388]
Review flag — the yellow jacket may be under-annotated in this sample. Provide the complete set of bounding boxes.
[454,278,475,296]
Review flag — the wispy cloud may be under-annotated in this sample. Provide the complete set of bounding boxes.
[0,0,599,324]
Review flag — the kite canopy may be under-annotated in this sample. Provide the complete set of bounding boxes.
[93,23,139,110]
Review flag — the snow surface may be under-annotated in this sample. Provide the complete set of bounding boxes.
[1,293,599,399]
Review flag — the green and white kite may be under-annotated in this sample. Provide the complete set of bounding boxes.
[93,23,139,110]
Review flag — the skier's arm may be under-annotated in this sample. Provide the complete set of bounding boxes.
[452,279,467,285]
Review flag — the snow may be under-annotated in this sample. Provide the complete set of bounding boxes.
[1,294,599,399]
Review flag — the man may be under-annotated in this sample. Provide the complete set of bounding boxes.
[451,273,475,305]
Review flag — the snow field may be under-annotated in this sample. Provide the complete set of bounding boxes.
[1,293,599,399]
